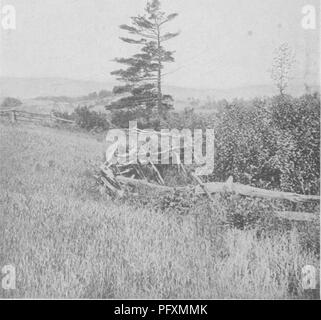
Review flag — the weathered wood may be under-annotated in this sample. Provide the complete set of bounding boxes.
[117,176,186,192]
[101,177,124,197]
[11,110,16,123]
[194,182,320,203]
[0,109,75,124]
[51,115,75,123]
[99,165,124,197]
[191,173,216,215]
[149,160,165,185]
[135,162,147,180]
[275,211,318,222]
[17,114,51,121]
[114,176,319,221]
[116,175,319,203]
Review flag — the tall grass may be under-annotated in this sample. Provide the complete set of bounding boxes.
[0,122,319,299]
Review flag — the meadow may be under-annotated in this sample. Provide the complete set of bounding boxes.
[0,121,319,299]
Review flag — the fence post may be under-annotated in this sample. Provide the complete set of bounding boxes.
[11,110,16,123]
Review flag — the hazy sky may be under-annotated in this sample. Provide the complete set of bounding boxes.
[0,0,319,89]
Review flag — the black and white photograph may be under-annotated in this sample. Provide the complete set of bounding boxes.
[0,0,320,302]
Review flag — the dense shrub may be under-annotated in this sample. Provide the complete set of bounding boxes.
[270,93,320,194]
[73,106,109,131]
[212,98,281,188]
[209,93,320,195]
[161,107,210,130]
[52,106,110,132]
[52,110,74,121]
[111,108,161,129]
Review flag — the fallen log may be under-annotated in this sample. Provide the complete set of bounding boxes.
[194,182,320,203]
[99,174,320,222]
[117,176,182,192]
[116,176,320,203]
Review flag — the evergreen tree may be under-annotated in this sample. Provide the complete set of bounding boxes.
[106,0,179,128]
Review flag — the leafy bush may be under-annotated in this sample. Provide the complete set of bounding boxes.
[270,93,320,194]
[52,106,110,132]
[73,106,110,131]
[1,97,22,108]
[52,110,74,121]
[212,98,281,188]
[208,93,320,196]
[161,107,210,130]
[111,107,161,129]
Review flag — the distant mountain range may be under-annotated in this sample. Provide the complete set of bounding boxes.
[0,77,114,100]
[0,77,319,102]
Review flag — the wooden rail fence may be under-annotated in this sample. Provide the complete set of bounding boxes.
[100,164,320,222]
[0,109,75,124]
[116,176,320,221]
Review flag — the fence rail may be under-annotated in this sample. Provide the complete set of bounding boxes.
[104,170,320,222]
[0,109,75,124]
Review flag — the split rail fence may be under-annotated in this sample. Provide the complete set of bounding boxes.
[0,109,75,124]
[98,135,320,223]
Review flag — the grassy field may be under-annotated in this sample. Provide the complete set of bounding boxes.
[0,121,319,299]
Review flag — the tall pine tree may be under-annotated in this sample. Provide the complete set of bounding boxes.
[106,0,179,128]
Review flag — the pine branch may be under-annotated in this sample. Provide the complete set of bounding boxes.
[119,24,139,33]
[160,32,180,42]
[120,37,147,44]
[159,13,178,26]
[132,16,156,30]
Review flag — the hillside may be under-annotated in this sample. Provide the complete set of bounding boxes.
[1,121,318,299]
[0,77,114,100]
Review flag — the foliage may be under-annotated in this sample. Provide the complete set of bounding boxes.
[52,109,74,121]
[1,97,22,108]
[109,92,320,197]
[200,93,320,196]
[52,106,110,132]
[212,98,281,188]
[107,0,179,127]
[199,98,229,113]
[73,106,110,131]
[110,106,161,129]
[270,93,320,194]
[98,90,111,99]
[161,107,210,130]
